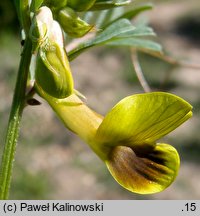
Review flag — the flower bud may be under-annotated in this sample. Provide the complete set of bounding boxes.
[67,0,96,11]
[31,6,74,99]
[35,21,74,99]
[57,7,95,38]
[29,6,54,51]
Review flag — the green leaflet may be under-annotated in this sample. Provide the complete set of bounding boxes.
[106,38,162,53]
[95,92,192,150]
[104,4,153,28]
[68,19,136,60]
[90,0,130,11]
[116,24,155,37]
[68,19,162,60]
[106,143,180,194]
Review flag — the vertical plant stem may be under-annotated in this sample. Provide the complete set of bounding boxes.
[0,38,32,199]
[14,0,31,35]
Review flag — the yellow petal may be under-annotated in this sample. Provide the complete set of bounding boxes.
[106,143,180,194]
[96,92,192,150]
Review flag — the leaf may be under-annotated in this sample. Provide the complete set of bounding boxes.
[95,92,192,149]
[68,19,136,60]
[90,0,131,11]
[117,25,155,37]
[106,143,180,194]
[68,18,160,60]
[107,38,162,53]
[104,4,153,27]
[91,18,135,44]
[106,25,161,53]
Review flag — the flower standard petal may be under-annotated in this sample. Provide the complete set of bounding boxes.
[106,143,180,194]
[95,92,192,151]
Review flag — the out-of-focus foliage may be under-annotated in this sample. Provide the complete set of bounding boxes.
[0,1,19,32]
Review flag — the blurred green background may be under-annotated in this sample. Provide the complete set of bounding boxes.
[0,0,200,199]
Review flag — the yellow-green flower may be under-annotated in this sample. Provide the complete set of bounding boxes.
[37,90,192,194]
[94,93,192,194]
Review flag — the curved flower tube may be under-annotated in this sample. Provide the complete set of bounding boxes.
[37,88,192,194]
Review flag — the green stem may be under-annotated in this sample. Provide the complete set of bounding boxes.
[14,0,31,35]
[0,38,32,199]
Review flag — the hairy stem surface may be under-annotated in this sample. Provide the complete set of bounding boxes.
[0,38,32,199]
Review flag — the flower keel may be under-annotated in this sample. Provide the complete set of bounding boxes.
[106,143,180,194]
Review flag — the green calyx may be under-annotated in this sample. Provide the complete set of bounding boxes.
[57,7,95,38]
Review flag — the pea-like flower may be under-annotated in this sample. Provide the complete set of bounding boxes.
[37,90,192,194]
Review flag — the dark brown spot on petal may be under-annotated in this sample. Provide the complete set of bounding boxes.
[106,144,179,194]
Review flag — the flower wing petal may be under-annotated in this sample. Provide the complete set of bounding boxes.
[106,143,180,194]
[95,92,192,148]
